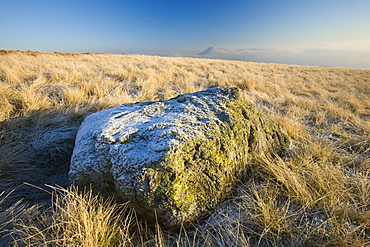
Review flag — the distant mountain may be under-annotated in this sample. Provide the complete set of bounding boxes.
[198,46,231,56]
[196,46,252,61]
[163,46,370,69]
[166,46,248,60]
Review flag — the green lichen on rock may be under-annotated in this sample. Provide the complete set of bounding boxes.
[69,87,290,228]
[138,89,289,226]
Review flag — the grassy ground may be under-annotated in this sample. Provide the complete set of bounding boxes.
[0,50,369,246]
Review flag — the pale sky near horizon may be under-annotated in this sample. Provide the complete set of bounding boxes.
[1,0,369,68]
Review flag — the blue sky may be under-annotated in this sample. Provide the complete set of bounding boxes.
[1,0,369,68]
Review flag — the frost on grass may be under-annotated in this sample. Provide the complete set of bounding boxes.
[69,87,290,228]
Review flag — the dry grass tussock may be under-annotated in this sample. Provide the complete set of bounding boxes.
[0,50,369,246]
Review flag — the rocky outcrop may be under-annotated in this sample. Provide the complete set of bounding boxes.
[69,87,290,228]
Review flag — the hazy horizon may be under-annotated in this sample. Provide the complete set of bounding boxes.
[1,0,369,69]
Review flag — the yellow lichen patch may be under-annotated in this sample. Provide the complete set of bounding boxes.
[137,91,290,226]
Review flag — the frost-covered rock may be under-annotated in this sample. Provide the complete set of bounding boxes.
[69,87,290,227]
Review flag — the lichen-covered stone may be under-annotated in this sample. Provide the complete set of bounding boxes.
[69,87,290,227]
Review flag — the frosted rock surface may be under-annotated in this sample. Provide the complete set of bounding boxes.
[69,87,290,227]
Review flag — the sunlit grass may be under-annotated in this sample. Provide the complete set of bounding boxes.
[0,50,369,246]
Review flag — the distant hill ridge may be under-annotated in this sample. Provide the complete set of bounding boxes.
[198,46,231,56]
[2,48,369,69]
[0,49,103,56]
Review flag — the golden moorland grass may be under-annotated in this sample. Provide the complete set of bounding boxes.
[0,50,369,246]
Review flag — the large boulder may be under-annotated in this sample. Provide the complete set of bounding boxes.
[69,87,290,227]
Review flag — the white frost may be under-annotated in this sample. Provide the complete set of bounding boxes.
[69,87,236,197]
